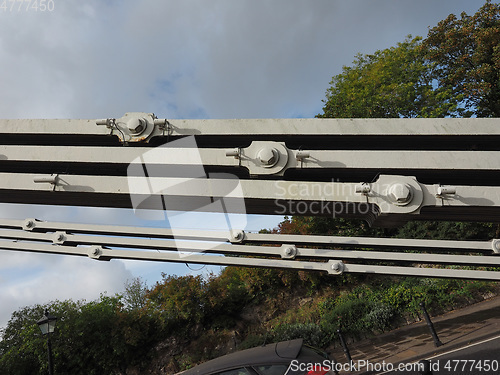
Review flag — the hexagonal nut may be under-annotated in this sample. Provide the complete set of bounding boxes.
[388,183,413,205]
[22,218,36,231]
[330,261,344,274]
[230,230,245,243]
[52,231,66,244]
[126,117,146,135]
[257,147,279,167]
[281,244,297,259]
[88,246,102,259]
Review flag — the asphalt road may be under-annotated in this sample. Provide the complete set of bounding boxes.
[377,335,500,375]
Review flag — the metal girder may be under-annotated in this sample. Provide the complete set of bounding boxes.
[2,115,500,137]
[1,145,498,173]
[0,172,499,226]
[1,113,500,227]
[0,218,499,280]
[1,218,495,252]
[1,113,500,280]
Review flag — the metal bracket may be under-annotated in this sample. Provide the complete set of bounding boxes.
[436,186,457,197]
[239,141,290,176]
[95,118,116,129]
[33,174,59,191]
[97,112,167,143]
[225,148,241,159]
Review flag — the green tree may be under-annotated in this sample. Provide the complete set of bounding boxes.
[318,36,460,119]
[423,1,500,117]
[0,296,162,375]
[123,276,148,311]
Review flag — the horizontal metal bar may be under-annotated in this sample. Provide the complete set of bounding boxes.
[1,146,498,171]
[3,118,499,136]
[0,119,110,135]
[0,218,495,252]
[0,239,338,275]
[0,218,232,241]
[0,238,498,280]
[0,146,236,167]
[1,228,498,267]
[244,232,493,251]
[1,173,499,212]
[343,263,500,281]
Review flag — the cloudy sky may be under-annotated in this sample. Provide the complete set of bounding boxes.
[0,0,487,328]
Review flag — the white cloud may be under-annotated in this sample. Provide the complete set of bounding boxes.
[0,0,486,119]
[0,251,132,328]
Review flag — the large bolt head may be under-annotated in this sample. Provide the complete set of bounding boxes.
[331,261,344,273]
[257,147,279,167]
[126,117,146,135]
[388,183,413,205]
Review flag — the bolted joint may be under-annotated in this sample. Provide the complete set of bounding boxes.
[388,183,413,206]
[330,261,344,275]
[23,218,37,231]
[281,244,297,259]
[112,112,156,143]
[230,230,246,243]
[257,147,280,167]
[126,117,147,135]
[88,246,103,259]
[52,231,67,244]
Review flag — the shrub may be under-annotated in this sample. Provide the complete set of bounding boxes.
[272,323,329,348]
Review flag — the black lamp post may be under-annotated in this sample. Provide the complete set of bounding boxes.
[37,309,57,375]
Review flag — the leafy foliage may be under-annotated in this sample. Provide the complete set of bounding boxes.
[423,0,500,117]
[318,36,461,119]
[0,296,162,375]
[319,2,500,119]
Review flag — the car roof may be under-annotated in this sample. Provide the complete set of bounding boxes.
[177,339,304,375]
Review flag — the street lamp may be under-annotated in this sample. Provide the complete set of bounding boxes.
[37,309,57,375]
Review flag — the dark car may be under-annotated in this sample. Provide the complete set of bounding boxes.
[176,339,338,375]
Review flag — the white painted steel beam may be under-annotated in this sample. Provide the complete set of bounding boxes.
[1,218,499,280]
[0,218,495,252]
[0,236,498,280]
[1,114,500,279]
[1,145,498,171]
[0,229,498,266]
[0,173,499,214]
[2,117,500,137]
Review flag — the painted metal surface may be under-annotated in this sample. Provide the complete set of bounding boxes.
[0,218,498,280]
[1,113,500,278]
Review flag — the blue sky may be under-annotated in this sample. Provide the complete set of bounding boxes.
[0,0,489,328]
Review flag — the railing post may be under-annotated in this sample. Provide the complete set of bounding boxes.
[337,329,353,368]
[420,302,443,347]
